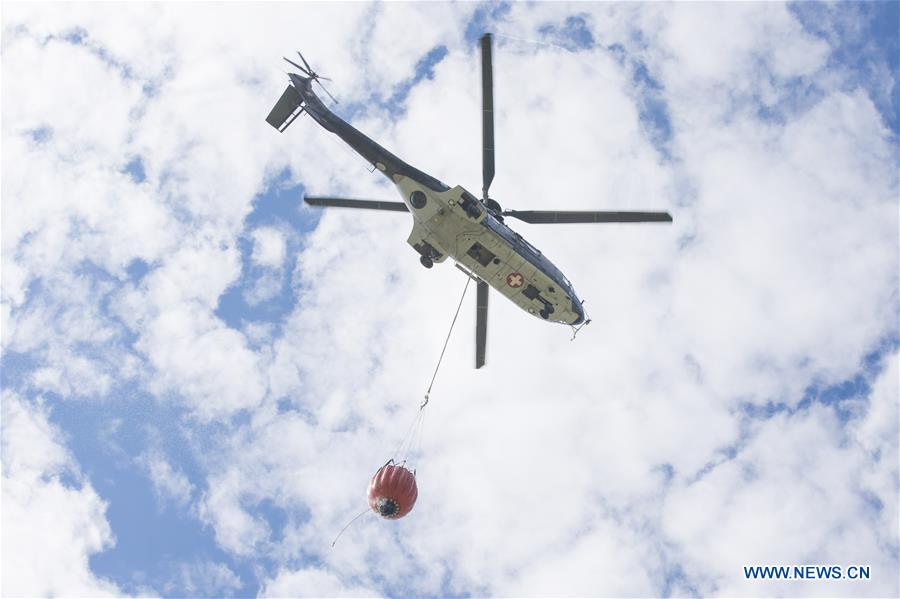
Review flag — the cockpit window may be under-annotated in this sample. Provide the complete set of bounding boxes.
[521,237,542,256]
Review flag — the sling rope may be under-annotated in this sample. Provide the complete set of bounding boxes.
[333,279,473,548]
[421,276,471,408]
[389,276,472,464]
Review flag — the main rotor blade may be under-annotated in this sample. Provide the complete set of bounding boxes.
[480,33,495,201]
[475,280,489,369]
[304,196,409,212]
[503,210,674,224]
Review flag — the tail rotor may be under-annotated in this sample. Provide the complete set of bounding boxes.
[283,51,339,104]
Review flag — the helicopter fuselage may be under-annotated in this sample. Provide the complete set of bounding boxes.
[290,74,585,326]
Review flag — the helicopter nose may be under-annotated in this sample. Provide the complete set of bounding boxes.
[571,297,585,325]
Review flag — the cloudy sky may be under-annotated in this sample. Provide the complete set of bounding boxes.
[2,2,898,597]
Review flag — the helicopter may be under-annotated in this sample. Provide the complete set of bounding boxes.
[265,34,672,369]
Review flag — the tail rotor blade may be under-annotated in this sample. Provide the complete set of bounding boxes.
[315,79,339,105]
[475,280,489,369]
[297,51,314,74]
[480,33,495,202]
[283,56,310,75]
[288,51,337,103]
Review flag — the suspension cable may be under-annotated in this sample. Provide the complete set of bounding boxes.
[385,277,472,465]
[335,279,473,547]
[421,277,471,408]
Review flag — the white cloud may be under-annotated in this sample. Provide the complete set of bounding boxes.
[173,560,242,597]
[850,352,900,571]
[261,567,379,598]
[29,348,114,397]
[106,239,268,418]
[251,227,286,268]
[132,301,267,420]
[1,392,121,597]
[495,517,662,597]
[198,466,271,557]
[243,271,283,306]
[660,90,896,406]
[662,399,897,597]
[139,450,195,508]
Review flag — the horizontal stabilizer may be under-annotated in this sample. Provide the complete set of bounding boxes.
[266,85,304,132]
[304,196,409,212]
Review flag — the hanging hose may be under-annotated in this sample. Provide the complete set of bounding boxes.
[331,506,373,547]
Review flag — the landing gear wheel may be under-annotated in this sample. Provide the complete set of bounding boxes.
[539,308,550,319]
[420,255,434,269]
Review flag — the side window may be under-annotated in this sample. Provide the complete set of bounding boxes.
[466,242,496,267]
[459,191,483,219]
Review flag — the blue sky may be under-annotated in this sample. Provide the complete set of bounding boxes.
[2,2,898,597]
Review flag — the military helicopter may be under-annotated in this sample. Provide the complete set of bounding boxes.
[266,34,672,368]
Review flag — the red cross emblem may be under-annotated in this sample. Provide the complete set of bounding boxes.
[506,272,524,288]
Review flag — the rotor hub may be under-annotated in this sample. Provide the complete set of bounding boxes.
[485,197,503,214]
